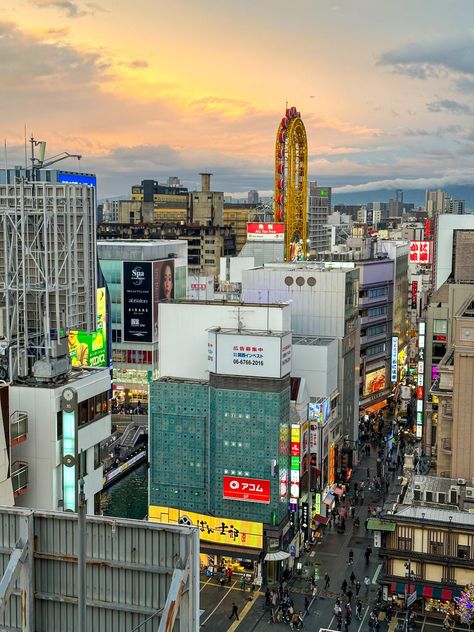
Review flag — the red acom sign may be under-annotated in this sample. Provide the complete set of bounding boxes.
[223,476,271,504]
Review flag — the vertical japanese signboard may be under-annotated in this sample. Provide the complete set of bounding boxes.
[416,321,425,439]
[123,262,153,342]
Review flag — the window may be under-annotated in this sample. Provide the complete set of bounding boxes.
[398,537,412,551]
[112,329,122,343]
[366,343,386,357]
[430,541,444,555]
[78,392,109,428]
[94,443,101,470]
[57,412,63,440]
[457,545,470,559]
[366,324,387,337]
[434,319,448,335]
[368,287,388,298]
[368,305,387,317]
[204,259,214,264]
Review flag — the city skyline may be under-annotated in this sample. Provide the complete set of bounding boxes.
[2,0,474,196]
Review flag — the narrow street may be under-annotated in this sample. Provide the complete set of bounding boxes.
[200,421,394,632]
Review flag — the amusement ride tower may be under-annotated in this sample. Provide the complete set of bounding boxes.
[274,106,308,261]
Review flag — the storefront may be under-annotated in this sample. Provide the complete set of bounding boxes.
[112,368,157,412]
[387,581,462,617]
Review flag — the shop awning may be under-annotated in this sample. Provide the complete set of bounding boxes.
[312,514,329,525]
[323,493,335,505]
[200,543,262,561]
[389,582,461,601]
[367,518,396,532]
[264,551,290,562]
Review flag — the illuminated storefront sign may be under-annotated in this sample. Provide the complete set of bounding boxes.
[290,424,301,503]
[68,287,107,367]
[149,505,263,549]
[313,492,321,515]
[62,410,76,511]
[364,368,386,396]
[391,335,399,382]
[416,321,426,438]
[223,476,270,503]
[328,443,335,486]
[247,222,285,241]
[411,281,418,310]
[409,240,432,264]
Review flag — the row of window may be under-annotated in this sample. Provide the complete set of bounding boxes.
[365,343,386,357]
[78,392,109,427]
[363,287,388,299]
[361,305,387,318]
[365,324,387,337]
[112,349,155,364]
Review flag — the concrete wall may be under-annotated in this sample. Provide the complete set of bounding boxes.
[435,215,474,290]
[292,339,338,397]
[159,302,292,380]
[9,369,111,513]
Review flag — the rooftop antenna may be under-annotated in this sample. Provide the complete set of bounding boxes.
[24,124,27,171]
[30,136,82,180]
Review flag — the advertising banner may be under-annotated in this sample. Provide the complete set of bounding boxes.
[68,287,107,367]
[411,281,418,310]
[364,368,386,396]
[308,399,331,426]
[391,335,399,382]
[149,505,263,549]
[223,476,270,503]
[123,261,153,342]
[409,240,432,264]
[187,276,214,300]
[152,259,175,341]
[211,331,292,378]
[247,222,285,241]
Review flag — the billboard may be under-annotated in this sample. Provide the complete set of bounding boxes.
[308,399,331,426]
[68,287,107,367]
[411,280,418,309]
[223,475,270,503]
[149,505,263,549]
[391,335,399,382]
[209,330,292,378]
[409,240,432,264]
[364,367,386,396]
[123,261,153,342]
[152,259,175,340]
[247,222,285,241]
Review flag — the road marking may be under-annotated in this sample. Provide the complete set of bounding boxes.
[200,577,213,591]
[200,580,237,627]
[227,596,257,631]
[357,605,370,632]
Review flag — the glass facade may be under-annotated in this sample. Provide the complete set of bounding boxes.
[149,379,291,526]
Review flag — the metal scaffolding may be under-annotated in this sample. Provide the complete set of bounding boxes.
[0,177,97,379]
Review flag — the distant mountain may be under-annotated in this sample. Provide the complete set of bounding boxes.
[332,186,474,210]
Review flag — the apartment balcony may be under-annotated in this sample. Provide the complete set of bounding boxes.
[9,411,28,446]
[360,332,388,347]
[441,438,452,454]
[358,295,389,308]
[11,461,29,497]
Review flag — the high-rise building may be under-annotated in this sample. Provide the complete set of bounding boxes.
[248,189,259,204]
[308,181,331,255]
[444,197,465,215]
[425,190,446,217]
[0,165,111,513]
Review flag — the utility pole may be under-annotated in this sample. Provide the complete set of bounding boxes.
[78,472,87,632]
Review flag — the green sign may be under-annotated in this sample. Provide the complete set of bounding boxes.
[291,456,300,470]
[69,330,106,367]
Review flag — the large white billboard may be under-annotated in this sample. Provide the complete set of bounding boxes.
[208,330,292,378]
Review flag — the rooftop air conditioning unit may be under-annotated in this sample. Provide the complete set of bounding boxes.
[457,478,466,486]
[465,487,474,498]
[414,483,422,491]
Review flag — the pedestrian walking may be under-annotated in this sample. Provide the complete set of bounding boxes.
[350,571,356,586]
[348,549,354,566]
[365,545,372,565]
[229,603,239,621]
[240,575,246,590]
[304,596,310,616]
[364,575,371,596]
[355,580,361,596]
[341,579,347,594]
[347,588,353,603]
[324,572,331,589]
[366,467,370,480]
[356,599,362,620]
[312,583,319,600]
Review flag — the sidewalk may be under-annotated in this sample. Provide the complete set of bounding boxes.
[235,415,399,631]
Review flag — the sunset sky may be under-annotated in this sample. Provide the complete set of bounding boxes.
[2,0,474,197]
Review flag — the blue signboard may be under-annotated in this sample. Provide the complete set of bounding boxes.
[58,172,96,187]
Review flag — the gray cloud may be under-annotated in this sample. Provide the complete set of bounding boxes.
[377,35,474,79]
[456,77,474,93]
[127,59,149,69]
[29,0,90,17]
[334,172,474,194]
[427,99,472,114]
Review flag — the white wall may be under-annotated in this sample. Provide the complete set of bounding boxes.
[219,257,255,283]
[292,339,338,397]
[435,215,474,290]
[241,267,349,338]
[10,369,111,513]
[159,302,291,380]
